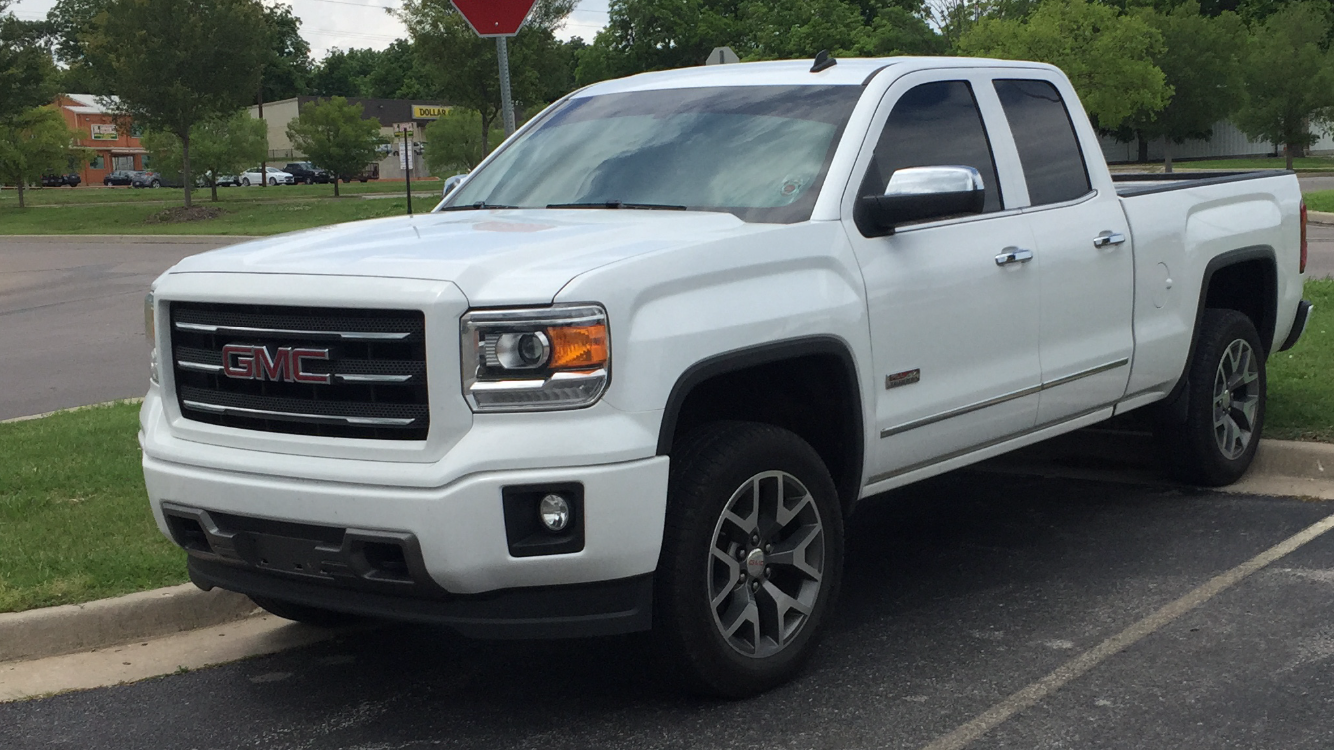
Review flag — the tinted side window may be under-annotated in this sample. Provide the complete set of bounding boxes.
[993,80,1091,206]
[862,81,1002,213]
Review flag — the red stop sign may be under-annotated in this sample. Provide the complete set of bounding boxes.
[451,0,538,37]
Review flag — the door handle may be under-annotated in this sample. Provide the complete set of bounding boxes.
[1094,232,1127,248]
[995,247,1034,266]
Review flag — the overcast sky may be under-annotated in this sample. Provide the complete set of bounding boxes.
[9,0,610,58]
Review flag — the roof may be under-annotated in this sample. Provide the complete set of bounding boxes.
[61,93,121,114]
[576,56,1060,96]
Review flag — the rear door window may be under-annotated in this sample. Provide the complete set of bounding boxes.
[861,80,1002,214]
[993,79,1091,206]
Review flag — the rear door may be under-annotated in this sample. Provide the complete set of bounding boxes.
[991,76,1134,425]
[841,70,1043,485]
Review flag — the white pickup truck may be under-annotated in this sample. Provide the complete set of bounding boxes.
[141,56,1312,697]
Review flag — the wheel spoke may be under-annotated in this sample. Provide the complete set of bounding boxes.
[775,488,814,528]
[1235,395,1259,430]
[709,546,742,608]
[767,524,823,582]
[758,580,812,648]
[717,584,760,641]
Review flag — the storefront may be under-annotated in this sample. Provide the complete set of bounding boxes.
[55,94,147,185]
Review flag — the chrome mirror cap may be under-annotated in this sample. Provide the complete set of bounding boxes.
[443,174,466,197]
[885,165,984,196]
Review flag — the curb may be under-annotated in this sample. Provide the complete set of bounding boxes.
[0,584,257,664]
[1308,210,1334,226]
[0,235,256,244]
[0,398,143,425]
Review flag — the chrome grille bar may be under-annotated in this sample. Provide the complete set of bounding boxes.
[174,321,411,341]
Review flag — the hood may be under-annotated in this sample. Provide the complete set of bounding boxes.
[168,209,761,304]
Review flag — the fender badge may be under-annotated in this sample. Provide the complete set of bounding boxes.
[886,369,921,389]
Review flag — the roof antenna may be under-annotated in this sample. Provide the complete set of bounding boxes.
[811,50,837,73]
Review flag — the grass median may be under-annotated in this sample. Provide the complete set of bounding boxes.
[0,402,185,614]
[2,281,1330,614]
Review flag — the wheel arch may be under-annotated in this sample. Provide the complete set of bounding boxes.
[656,336,865,515]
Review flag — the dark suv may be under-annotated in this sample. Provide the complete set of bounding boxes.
[41,173,81,187]
[283,162,330,185]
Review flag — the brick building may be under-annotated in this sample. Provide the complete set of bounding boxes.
[55,94,147,185]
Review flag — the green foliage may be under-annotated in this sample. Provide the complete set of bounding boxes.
[84,0,271,208]
[1125,3,1246,170]
[423,108,504,176]
[143,111,268,202]
[0,106,83,208]
[0,1,58,121]
[285,96,387,197]
[260,3,312,103]
[400,0,576,147]
[1234,1,1334,169]
[42,0,113,93]
[957,0,1170,130]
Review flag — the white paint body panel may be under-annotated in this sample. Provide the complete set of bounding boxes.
[141,57,1305,596]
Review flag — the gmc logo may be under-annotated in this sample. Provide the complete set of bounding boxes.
[221,344,331,384]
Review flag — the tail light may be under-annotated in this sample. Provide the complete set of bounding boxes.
[1300,201,1309,274]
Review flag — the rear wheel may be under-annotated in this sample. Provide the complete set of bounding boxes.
[655,421,844,698]
[250,596,362,628]
[1157,309,1267,486]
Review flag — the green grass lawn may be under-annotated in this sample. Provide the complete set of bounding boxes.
[1302,189,1334,213]
[0,179,441,208]
[1266,279,1334,442]
[0,403,186,613]
[0,195,425,236]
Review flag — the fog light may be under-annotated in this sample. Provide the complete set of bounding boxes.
[538,494,570,532]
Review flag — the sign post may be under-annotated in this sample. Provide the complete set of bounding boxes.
[395,122,415,215]
[450,0,538,137]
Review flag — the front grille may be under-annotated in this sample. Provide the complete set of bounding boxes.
[169,302,430,440]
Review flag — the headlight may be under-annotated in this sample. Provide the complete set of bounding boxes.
[145,291,159,384]
[461,305,609,411]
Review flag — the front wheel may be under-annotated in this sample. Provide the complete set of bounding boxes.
[250,596,362,628]
[1157,308,1267,486]
[150,180,160,188]
[655,422,844,698]
[268,177,277,186]
[242,178,251,186]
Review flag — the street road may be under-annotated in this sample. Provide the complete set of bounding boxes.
[3,471,1334,749]
[0,237,240,420]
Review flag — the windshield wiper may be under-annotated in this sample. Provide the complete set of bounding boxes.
[546,201,687,211]
[439,201,518,211]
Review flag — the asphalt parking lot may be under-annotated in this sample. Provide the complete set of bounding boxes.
[3,470,1333,749]
[0,237,240,420]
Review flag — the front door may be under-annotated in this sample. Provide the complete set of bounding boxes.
[842,74,1043,484]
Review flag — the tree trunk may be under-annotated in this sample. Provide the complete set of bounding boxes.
[1286,142,1295,170]
[333,176,340,198]
[258,85,266,190]
[17,181,24,209]
[211,181,218,202]
[1137,132,1149,163]
[1163,136,1173,174]
[182,132,193,209]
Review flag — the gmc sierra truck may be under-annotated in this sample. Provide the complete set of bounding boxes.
[140,56,1313,697]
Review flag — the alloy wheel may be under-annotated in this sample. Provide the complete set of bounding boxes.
[1213,338,1260,460]
[707,470,825,659]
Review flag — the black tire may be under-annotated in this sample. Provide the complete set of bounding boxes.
[1157,309,1267,486]
[150,180,160,188]
[655,421,844,698]
[250,595,362,627]
[269,177,277,186]
[242,177,251,187]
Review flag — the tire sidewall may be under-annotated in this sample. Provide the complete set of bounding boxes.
[657,422,844,697]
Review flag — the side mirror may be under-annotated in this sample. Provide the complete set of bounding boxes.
[856,165,986,237]
[443,174,466,197]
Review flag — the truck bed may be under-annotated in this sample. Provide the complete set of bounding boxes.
[1111,170,1295,198]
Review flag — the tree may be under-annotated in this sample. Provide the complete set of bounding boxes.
[143,111,268,202]
[957,0,1170,130]
[285,97,387,197]
[400,0,576,152]
[365,39,432,100]
[1126,3,1246,172]
[43,0,113,93]
[259,3,312,103]
[0,106,83,208]
[423,108,504,176]
[1234,1,1334,168]
[309,47,379,97]
[83,0,271,208]
[0,1,58,122]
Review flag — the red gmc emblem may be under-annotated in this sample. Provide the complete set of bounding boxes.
[221,344,331,384]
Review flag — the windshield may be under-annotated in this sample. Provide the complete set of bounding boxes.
[443,85,863,224]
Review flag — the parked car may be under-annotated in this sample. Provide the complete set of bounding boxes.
[103,170,135,186]
[283,162,331,185]
[140,57,1312,698]
[41,173,81,187]
[132,171,163,188]
[240,167,295,186]
[339,163,379,183]
[198,171,240,188]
